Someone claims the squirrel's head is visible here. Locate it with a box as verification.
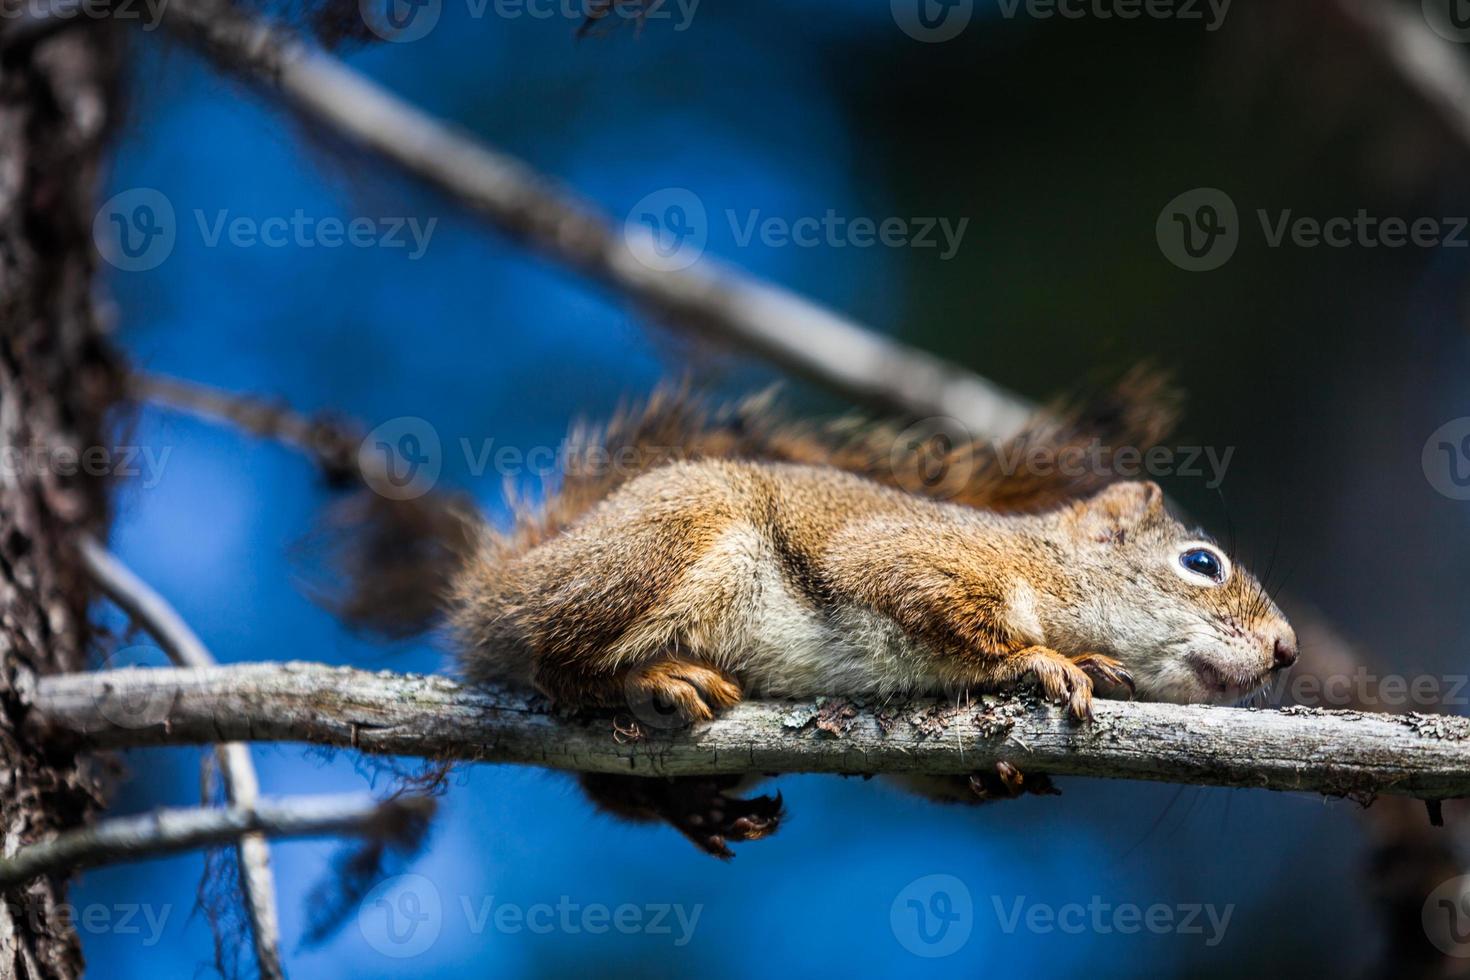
[1044,480,1296,706]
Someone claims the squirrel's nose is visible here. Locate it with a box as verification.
[1270,631,1298,670]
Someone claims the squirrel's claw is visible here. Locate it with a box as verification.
[1004,646,1097,721]
[1071,653,1135,699]
[677,788,785,859]
[969,762,1060,801]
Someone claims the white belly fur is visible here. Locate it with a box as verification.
[681,526,950,700]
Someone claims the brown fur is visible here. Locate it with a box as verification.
[452,371,1179,692]
[359,374,1293,857]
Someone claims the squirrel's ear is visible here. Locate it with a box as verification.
[1073,480,1165,541]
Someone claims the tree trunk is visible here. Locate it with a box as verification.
[0,20,123,979]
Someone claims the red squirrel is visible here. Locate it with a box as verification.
[337,376,1297,857]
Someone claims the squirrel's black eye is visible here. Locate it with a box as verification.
[1179,547,1224,582]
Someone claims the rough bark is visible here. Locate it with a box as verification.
[30,662,1470,800]
[0,19,123,980]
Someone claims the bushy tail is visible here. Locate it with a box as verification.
[297,487,482,640]
[501,367,1178,532]
[308,369,1179,644]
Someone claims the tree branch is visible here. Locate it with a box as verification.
[148,0,1033,438]
[0,795,434,891]
[130,373,366,483]
[28,661,1470,802]
[79,536,285,980]
[1328,0,1470,155]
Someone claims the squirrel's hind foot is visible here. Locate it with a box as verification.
[580,773,783,859]
[969,761,1061,801]
[680,785,784,859]
[622,656,743,724]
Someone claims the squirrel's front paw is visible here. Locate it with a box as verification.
[623,657,742,724]
[1008,646,1097,720]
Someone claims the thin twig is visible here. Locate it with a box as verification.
[31,661,1470,801]
[78,535,285,980]
[132,373,365,481]
[148,0,1033,439]
[0,795,433,890]
[134,373,465,510]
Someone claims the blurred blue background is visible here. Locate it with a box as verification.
[74,0,1470,975]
